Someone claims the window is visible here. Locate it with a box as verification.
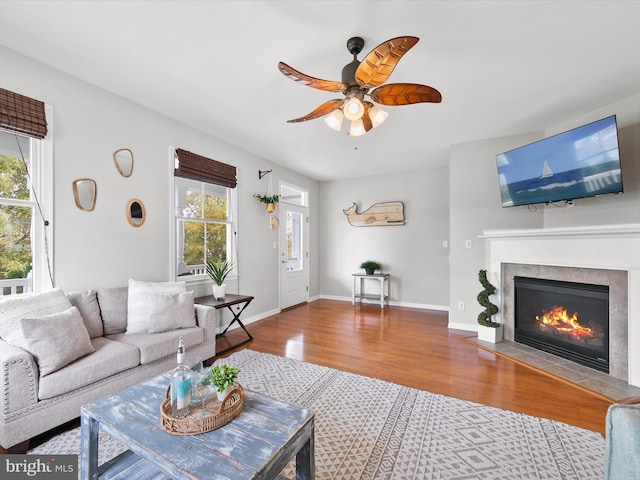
[0,127,52,294]
[174,176,236,279]
[285,210,303,272]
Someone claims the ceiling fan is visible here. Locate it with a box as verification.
[278,35,442,136]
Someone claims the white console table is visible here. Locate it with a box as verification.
[352,273,390,308]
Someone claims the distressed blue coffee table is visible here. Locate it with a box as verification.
[80,372,315,479]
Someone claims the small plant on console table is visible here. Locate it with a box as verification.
[360,260,381,275]
[476,269,503,343]
[253,193,280,213]
[207,364,241,400]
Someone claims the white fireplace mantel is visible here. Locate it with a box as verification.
[482,224,640,387]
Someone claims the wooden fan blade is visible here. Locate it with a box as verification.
[278,62,347,93]
[355,36,420,88]
[361,102,374,132]
[286,99,344,123]
[370,83,442,106]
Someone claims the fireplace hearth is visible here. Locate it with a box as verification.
[514,276,609,373]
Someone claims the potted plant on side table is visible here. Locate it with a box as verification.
[360,260,381,275]
[209,364,241,401]
[477,269,503,343]
[206,258,234,300]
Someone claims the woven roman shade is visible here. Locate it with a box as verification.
[174,148,237,188]
[0,87,48,139]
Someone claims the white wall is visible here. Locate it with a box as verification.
[0,45,320,320]
[319,167,450,309]
[448,132,544,330]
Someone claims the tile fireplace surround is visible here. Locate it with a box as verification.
[483,224,640,390]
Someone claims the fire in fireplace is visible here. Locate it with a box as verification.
[514,276,609,373]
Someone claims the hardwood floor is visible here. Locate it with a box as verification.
[216,299,612,435]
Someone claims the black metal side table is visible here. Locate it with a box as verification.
[195,294,254,355]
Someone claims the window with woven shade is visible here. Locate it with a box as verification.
[173,148,237,280]
[0,88,52,294]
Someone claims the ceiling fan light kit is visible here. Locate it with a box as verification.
[343,96,365,121]
[279,35,441,136]
[324,110,344,131]
[348,118,366,137]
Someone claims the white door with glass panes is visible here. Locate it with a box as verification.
[279,203,308,309]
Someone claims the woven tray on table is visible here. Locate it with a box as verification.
[160,383,244,435]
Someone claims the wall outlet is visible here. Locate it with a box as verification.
[458,302,465,311]
[465,240,472,249]
[442,240,448,248]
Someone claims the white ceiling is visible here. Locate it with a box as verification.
[1,1,639,182]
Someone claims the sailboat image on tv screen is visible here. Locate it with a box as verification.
[540,161,553,179]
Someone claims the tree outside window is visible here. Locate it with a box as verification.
[175,177,234,276]
[0,133,33,294]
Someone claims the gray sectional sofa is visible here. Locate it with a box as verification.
[0,283,217,451]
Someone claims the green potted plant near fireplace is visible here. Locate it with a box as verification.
[206,258,234,300]
[477,269,503,343]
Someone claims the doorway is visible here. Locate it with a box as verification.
[279,183,309,309]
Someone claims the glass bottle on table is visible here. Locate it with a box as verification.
[170,336,191,418]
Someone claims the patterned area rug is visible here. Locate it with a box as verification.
[30,349,605,479]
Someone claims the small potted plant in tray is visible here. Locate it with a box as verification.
[209,364,241,401]
[206,258,234,300]
[477,269,503,343]
[360,260,381,275]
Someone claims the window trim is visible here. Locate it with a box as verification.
[32,104,54,291]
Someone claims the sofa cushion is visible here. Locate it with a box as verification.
[97,287,128,335]
[37,336,140,400]
[21,306,95,376]
[66,289,104,338]
[0,288,72,350]
[147,292,197,333]
[106,327,204,364]
[126,279,186,334]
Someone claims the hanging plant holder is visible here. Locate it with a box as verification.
[253,193,280,214]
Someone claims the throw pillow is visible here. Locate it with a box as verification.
[147,292,196,334]
[21,306,95,376]
[66,289,104,338]
[97,287,128,335]
[0,288,72,350]
[126,279,186,334]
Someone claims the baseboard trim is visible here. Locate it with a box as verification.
[317,295,449,312]
[448,321,476,332]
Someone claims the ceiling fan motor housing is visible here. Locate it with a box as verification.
[342,60,361,87]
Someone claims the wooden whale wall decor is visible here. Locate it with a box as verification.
[343,201,405,227]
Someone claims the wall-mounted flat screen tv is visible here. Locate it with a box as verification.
[495,115,623,207]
